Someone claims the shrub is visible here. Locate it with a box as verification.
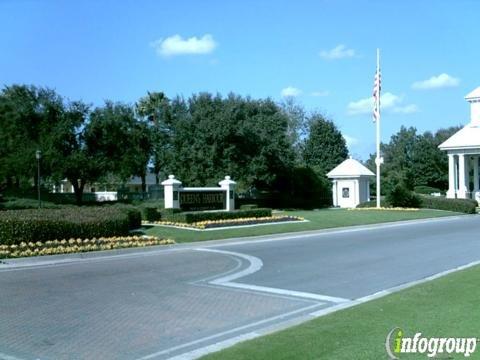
[0,197,61,210]
[0,206,141,245]
[386,184,421,208]
[356,200,377,208]
[414,185,443,195]
[420,196,477,214]
[162,208,272,224]
[142,206,161,222]
[239,204,258,210]
[111,204,142,229]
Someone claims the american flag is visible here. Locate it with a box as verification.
[373,67,381,122]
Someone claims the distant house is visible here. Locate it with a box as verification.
[51,173,159,201]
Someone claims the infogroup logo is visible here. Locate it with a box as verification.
[385,327,478,359]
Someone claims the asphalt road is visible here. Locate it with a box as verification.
[1,215,480,360]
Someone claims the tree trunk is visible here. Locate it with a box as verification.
[141,173,147,193]
[71,179,85,205]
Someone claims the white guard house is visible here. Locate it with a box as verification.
[327,157,375,208]
[439,87,480,202]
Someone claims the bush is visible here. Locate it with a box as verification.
[386,184,422,208]
[112,204,142,229]
[414,185,443,195]
[162,208,272,224]
[420,196,478,214]
[0,206,141,245]
[0,197,61,210]
[142,206,161,222]
[239,204,258,210]
[356,200,378,208]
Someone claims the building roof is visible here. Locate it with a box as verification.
[128,173,157,185]
[327,157,375,178]
[438,123,480,150]
[465,87,480,101]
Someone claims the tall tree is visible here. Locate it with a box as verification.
[136,92,172,183]
[86,101,153,192]
[302,113,348,176]
[47,100,102,204]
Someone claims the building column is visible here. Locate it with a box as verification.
[473,156,479,203]
[367,179,371,202]
[473,156,479,192]
[161,175,182,209]
[457,154,469,199]
[219,176,236,211]
[332,181,338,207]
[446,154,456,198]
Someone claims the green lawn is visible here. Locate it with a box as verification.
[202,265,480,360]
[144,208,460,243]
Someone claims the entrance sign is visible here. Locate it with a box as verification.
[162,175,236,211]
[179,190,226,211]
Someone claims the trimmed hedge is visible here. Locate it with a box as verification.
[239,204,259,210]
[419,196,478,214]
[0,206,141,245]
[142,206,161,222]
[414,185,443,195]
[161,208,272,224]
[386,184,421,208]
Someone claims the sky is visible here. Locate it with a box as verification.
[1,0,479,160]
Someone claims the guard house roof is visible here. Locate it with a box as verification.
[438,123,480,150]
[327,157,375,178]
[465,87,480,100]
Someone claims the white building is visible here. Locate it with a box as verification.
[439,87,480,202]
[327,157,375,208]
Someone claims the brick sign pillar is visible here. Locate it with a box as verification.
[161,175,182,209]
[219,176,236,211]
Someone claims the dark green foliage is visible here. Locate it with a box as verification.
[414,185,443,195]
[112,204,142,229]
[419,196,477,214]
[356,200,378,208]
[162,208,272,224]
[239,204,258,210]
[366,126,462,195]
[386,184,422,208]
[0,207,141,245]
[142,206,161,222]
[0,197,60,210]
[302,113,348,176]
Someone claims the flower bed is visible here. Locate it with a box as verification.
[0,235,174,259]
[146,215,304,230]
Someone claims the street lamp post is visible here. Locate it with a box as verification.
[36,150,41,208]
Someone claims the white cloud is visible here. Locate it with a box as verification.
[412,73,460,90]
[319,44,355,60]
[311,90,330,97]
[151,34,217,57]
[343,134,359,148]
[347,92,418,115]
[392,104,419,114]
[281,86,302,98]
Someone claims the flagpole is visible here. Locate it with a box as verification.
[375,48,381,208]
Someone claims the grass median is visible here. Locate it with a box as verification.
[202,264,480,359]
[143,208,461,243]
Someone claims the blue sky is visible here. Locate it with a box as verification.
[1,0,479,159]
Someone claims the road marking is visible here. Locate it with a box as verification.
[0,352,26,360]
[166,332,260,360]
[169,258,480,360]
[135,303,323,360]
[195,248,349,304]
